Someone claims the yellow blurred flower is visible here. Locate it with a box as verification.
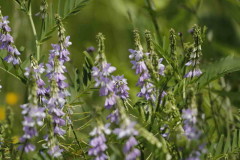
[12,136,19,144]
[0,107,6,120]
[6,92,18,105]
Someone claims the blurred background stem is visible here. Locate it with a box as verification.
[27,4,40,61]
[145,0,162,45]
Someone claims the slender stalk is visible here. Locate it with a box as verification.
[145,0,162,45]
[70,124,87,159]
[0,66,22,82]
[19,139,28,160]
[27,5,40,61]
[208,84,220,135]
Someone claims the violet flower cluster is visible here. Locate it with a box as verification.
[182,108,200,140]
[184,25,203,78]
[0,11,21,65]
[114,119,140,160]
[45,36,71,156]
[129,48,165,102]
[129,49,156,101]
[92,62,130,125]
[88,124,111,160]
[92,62,117,109]
[184,59,202,78]
[46,36,71,135]
[18,63,46,153]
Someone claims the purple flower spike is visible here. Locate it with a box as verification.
[114,119,140,160]
[88,124,111,160]
[0,14,21,65]
[182,108,200,140]
[19,63,46,153]
[107,109,119,124]
[128,48,163,102]
[158,58,165,76]
[184,69,202,78]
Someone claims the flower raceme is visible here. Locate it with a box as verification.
[114,119,140,160]
[129,48,166,102]
[0,11,21,65]
[184,25,203,78]
[18,60,46,153]
[45,36,72,157]
[128,30,166,102]
[92,61,130,109]
[88,124,111,160]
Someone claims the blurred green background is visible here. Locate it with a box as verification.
[0,0,240,142]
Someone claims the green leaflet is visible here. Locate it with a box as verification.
[40,0,90,43]
[209,130,240,159]
[198,56,240,88]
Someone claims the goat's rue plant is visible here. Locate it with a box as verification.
[0,1,240,160]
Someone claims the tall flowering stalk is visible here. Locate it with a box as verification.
[129,30,165,102]
[182,90,204,160]
[91,33,140,160]
[45,15,71,157]
[113,100,140,160]
[18,57,46,153]
[184,25,203,78]
[92,33,117,109]
[0,10,21,65]
[92,33,131,121]
[129,30,156,101]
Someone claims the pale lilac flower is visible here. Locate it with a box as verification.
[160,124,169,138]
[107,109,119,124]
[112,75,129,99]
[48,145,64,158]
[89,124,111,160]
[158,58,165,76]
[184,69,202,78]
[182,108,200,140]
[86,46,95,53]
[104,94,117,109]
[114,120,138,139]
[19,64,46,152]
[129,49,157,101]
[124,136,141,160]
[92,62,117,109]
[114,119,140,160]
[18,143,36,153]
[46,36,72,157]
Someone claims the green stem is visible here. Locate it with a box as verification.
[27,5,40,61]
[145,0,162,45]
[0,66,22,82]
[70,124,87,160]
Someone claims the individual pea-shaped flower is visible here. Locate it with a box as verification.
[158,58,165,76]
[107,109,119,124]
[184,69,202,78]
[112,75,129,99]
